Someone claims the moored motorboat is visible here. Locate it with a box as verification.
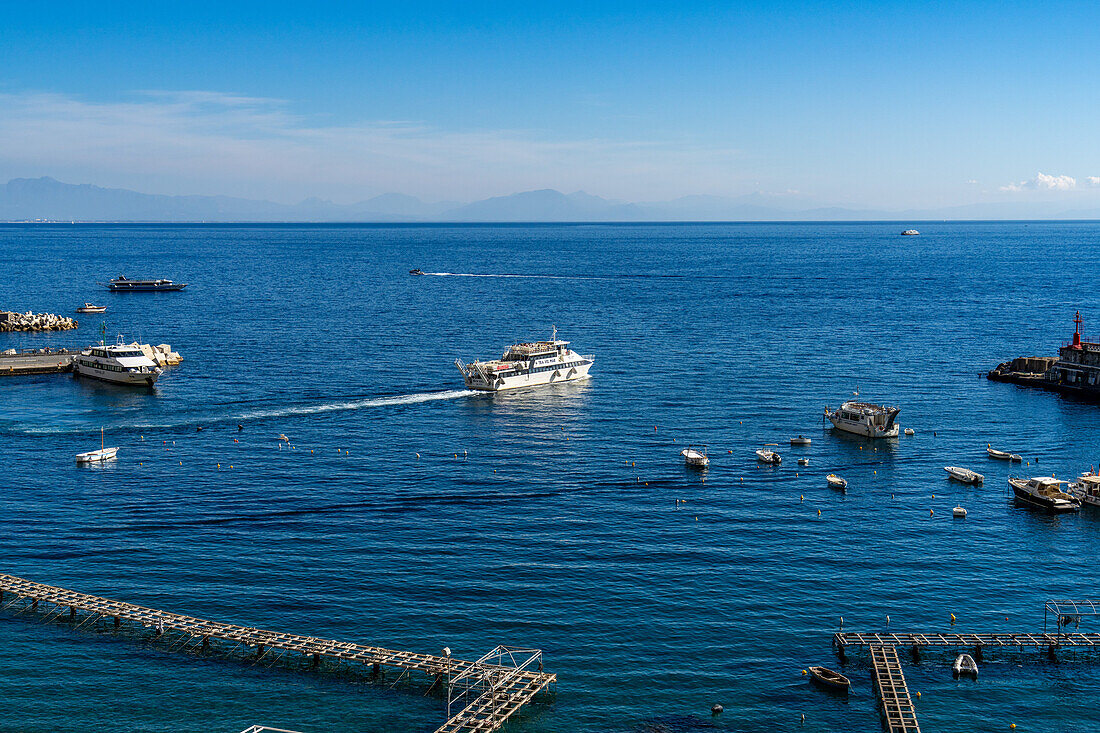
[76,303,106,313]
[952,653,978,679]
[1009,476,1080,512]
[826,474,848,489]
[797,458,809,466]
[944,466,984,484]
[824,401,900,438]
[681,445,709,467]
[987,446,1022,461]
[1069,472,1100,508]
[901,229,920,236]
[755,444,781,464]
[790,435,811,446]
[953,505,968,518]
[808,666,850,693]
[76,428,118,464]
[904,428,915,436]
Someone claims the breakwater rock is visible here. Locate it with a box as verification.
[0,311,78,333]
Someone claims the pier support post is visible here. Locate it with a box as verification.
[31,599,38,611]
[257,644,265,658]
[1048,644,1058,661]
[312,653,320,669]
[910,646,921,662]
[372,662,382,679]
[974,643,984,662]
[69,606,76,622]
[202,636,210,651]
[114,616,120,628]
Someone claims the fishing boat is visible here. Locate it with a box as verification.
[681,445,709,467]
[826,474,848,489]
[1069,472,1100,508]
[987,446,1022,461]
[824,401,900,438]
[1009,476,1080,512]
[755,444,781,464]
[952,653,978,679]
[790,435,811,446]
[76,303,106,313]
[104,276,187,292]
[953,505,968,518]
[944,466,984,484]
[808,666,850,693]
[76,428,119,464]
[455,327,594,392]
[409,268,425,275]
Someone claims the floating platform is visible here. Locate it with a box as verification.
[0,573,554,733]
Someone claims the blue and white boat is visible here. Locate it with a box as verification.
[105,276,187,292]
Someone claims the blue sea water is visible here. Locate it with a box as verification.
[2,222,1100,733]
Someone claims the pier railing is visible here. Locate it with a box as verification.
[0,573,554,733]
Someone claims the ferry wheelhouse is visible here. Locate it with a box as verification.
[824,401,900,438]
[455,328,593,392]
[73,340,162,386]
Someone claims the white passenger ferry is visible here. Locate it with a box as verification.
[73,339,162,386]
[824,401,900,438]
[455,327,593,392]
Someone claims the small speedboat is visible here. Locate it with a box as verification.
[808,665,850,693]
[987,446,1022,461]
[790,435,811,446]
[681,445,709,467]
[953,505,968,518]
[76,303,107,313]
[755,444,781,464]
[826,474,848,490]
[901,230,920,236]
[945,466,984,484]
[409,268,425,275]
[952,653,978,679]
[76,428,118,464]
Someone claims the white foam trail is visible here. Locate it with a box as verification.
[232,389,477,421]
[425,272,595,280]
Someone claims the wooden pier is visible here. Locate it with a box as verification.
[0,573,554,733]
[836,630,1100,656]
[869,645,920,733]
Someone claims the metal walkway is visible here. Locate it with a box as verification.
[0,573,554,733]
[869,645,921,733]
[836,630,1100,652]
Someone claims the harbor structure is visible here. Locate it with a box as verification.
[989,312,1100,398]
[0,573,554,733]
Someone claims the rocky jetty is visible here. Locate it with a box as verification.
[0,311,78,333]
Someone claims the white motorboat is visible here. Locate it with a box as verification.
[72,337,162,387]
[1069,472,1100,508]
[1009,476,1080,512]
[987,446,1022,461]
[953,653,978,679]
[790,435,811,446]
[681,445,709,467]
[455,327,593,392]
[797,458,809,466]
[826,474,847,489]
[944,466,984,484]
[953,505,968,518]
[904,428,915,436]
[901,229,920,236]
[76,303,106,313]
[755,444,781,464]
[824,401,900,438]
[76,428,119,464]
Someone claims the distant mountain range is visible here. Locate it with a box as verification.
[2,176,1098,222]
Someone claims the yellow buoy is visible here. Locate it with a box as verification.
[217,464,221,468]
[817,509,821,516]
[951,613,957,623]
[916,691,921,699]
[801,669,807,675]
[800,495,804,502]
[179,461,182,465]
[930,509,934,516]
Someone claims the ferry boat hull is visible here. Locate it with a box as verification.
[73,359,160,386]
[460,360,592,391]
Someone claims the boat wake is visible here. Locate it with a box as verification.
[8,389,478,435]
[423,271,595,280]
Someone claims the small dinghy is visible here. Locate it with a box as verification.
[953,505,968,518]
[952,653,978,679]
[904,428,915,436]
[790,435,811,446]
[755,444,781,464]
[681,445,709,467]
[826,474,848,489]
[76,428,119,464]
[808,665,850,693]
[945,466,984,484]
[988,446,1022,461]
[797,458,809,466]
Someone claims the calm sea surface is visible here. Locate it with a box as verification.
[2,222,1100,733]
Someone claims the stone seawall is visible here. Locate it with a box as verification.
[0,311,78,333]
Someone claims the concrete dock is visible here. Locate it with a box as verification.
[0,349,77,375]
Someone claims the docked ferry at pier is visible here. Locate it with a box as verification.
[824,400,900,438]
[455,328,593,392]
[73,340,162,386]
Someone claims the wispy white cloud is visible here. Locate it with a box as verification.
[1000,172,1077,192]
[1088,176,1100,187]
[0,90,745,203]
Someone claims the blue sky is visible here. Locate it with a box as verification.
[2,1,1099,207]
